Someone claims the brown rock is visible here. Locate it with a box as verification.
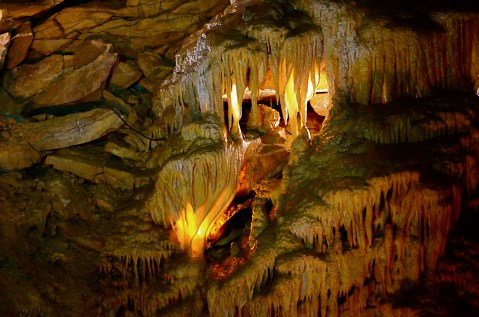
[139,77,164,93]
[45,146,110,184]
[106,14,199,44]
[102,90,133,115]
[0,107,123,170]
[104,138,147,161]
[247,104,281,132]
[31,38,74,56]
[126,0,141,6]
[73,40,110,69]
[33,50,117,107]
[0,2,56,20]
[110,62,142,88]
[88,19,137,34]
[0,33,10,70]
[137,51,173,85]
[0,143,41,170]
[33,19,64,40]
[3,54,65,99]
[103,164,136,190]
[0,20,20,34]
[45,145,150,190]
[26,108,124,151]
[0,87,23,114]
[237,144,289,196]
[54,9,113,33]
[309,93,330,117]
[6,21,33,70]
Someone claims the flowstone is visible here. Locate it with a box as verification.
[0,0,478,316]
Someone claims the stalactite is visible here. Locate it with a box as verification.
[153,0,322,138]
[295,0,479,105]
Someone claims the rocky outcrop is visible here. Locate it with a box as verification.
[33,42,117,107]
[4,54,66,99]
[0,108,124,170]
[6,21,33,70]
[0,0,478,316]
[45,145,152,190]
[0,32,10,70]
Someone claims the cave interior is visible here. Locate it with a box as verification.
[0,0,479,316]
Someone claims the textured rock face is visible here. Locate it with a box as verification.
[4,54,65,99]
[6,21,33,69]
[0,32,10,70]
[33,43,117,107]
[0,0,478,316]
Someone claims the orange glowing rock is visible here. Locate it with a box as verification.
[147,114,256,256]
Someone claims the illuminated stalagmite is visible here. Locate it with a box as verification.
[144,0,479,315]
[0,0,478,316]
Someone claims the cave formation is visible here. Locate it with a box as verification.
[0,0,479,316]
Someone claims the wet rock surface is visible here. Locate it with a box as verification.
[0,0,478,316]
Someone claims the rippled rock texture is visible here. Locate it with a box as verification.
[0,0,478,316]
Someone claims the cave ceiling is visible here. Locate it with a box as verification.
[0,0,479,316]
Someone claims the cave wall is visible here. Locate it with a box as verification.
[0,0,479,316]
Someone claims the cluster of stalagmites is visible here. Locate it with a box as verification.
[0,0,479,316]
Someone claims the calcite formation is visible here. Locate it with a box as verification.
[0,0,478,316]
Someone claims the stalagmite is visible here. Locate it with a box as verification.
[1,0,479,316]
[146,114,255,256]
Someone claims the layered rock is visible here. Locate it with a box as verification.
[6,21,33,69]
[0,108,124,169]
[0,0,478,316]
[33,42,117,107]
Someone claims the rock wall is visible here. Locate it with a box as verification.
[0,0,478,316]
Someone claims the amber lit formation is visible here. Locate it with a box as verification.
[0,0,478,316]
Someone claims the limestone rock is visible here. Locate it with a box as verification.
[3,54,65,99]
[247,104,280,132]
[146,115,255,256]
[73,40,111,69]
[4,107,122,150]
[31,38,74,56]
[0,1,59,20]
[237,144,289,196]
[6,21,33,70]
[137,51,172,79]
[33,19,65,40]
[309,93,330,117]
[33,50,117,107]
[0,33,10,70]
[110,62,142,88]
[0,143,41,170]
[0,87,22,114]
[45,146,151,190]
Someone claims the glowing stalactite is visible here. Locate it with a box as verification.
[284,72,300,136]
[228,83,242,137]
